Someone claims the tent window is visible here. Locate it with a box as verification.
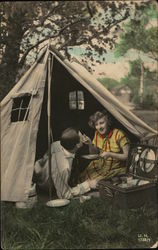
[69,91,84,110]
[11,95,31,122]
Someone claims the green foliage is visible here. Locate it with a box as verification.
[1,199,157,249]
[114,2,158,109]
[142,1,158,18]
[114,2,158,60]
[115,21,158,60]
[97,77,121,91]
[120,60,158,108]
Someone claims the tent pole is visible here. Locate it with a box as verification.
[47,52,53,201]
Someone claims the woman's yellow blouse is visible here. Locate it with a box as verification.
[79,128,130,182]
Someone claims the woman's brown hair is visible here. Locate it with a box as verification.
[88,110,112,130]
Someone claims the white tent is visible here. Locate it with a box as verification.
[1,46,157,202]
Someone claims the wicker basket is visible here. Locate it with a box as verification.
[98,143,158,209]
[98,176,157,209]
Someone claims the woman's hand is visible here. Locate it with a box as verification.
[100,151,111,160]
[100,144,129,161]
[80,133,92,145]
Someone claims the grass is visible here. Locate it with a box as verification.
[1,197,157,249]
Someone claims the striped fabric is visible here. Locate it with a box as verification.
[79,129,130,182]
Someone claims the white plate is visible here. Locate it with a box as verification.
[46,199,70,207]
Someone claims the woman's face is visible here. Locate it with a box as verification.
[95,116,108,135]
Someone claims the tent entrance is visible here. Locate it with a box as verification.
[35,57,103,160]
[35,57,138,161]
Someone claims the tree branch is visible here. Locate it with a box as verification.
[86,1,93,17]
[39,2,65,26]
[58,36,88,51]
[22,2,65,39]
[19,17,86,67]
[105,14,129,33]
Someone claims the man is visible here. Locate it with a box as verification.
[34,127,97,199]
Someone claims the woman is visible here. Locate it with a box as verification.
[79,110,130,183]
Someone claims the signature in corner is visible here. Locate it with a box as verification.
[137,233,151,242]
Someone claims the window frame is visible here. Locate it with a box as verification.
[69,90,85,110]
[11,94,32,123]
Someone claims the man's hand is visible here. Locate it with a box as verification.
[88,179,98,189]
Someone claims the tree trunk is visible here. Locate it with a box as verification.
[0,12,25,101]
[139,62,144,106]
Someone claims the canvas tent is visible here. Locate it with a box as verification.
[1,45,157,202]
